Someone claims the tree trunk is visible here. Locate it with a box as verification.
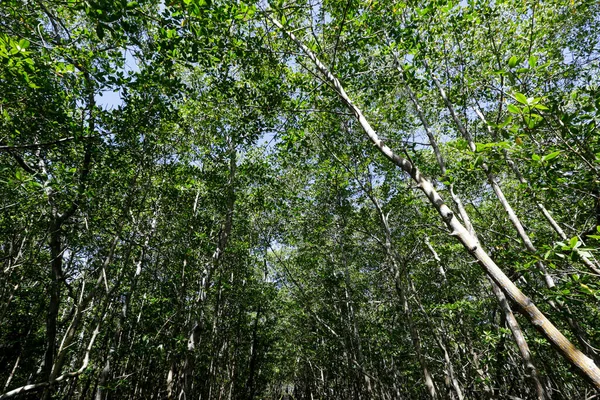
[268,15,600,388]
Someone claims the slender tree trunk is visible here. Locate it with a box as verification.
[396,275,438,399]
[488,278,547,399]
[182,142,237,398]
[474,105,600,277]
[409,283,464,400]
[397,58,547,398]
[245,305,261,400]
[268,16,600,388]
[350,165,438,399]
[43,221,63,386]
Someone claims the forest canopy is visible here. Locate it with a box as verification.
[1,0,600,399]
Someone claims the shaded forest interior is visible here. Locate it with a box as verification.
[2,0,600,399]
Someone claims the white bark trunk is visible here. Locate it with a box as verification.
[268,14,600,389]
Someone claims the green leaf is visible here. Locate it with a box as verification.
[569,236,579,249]
[532,154,541,161]
[508,55,518,68]
[507,104,520,113]
[514,92,528,105]
[528,55,538,68]
[475,142,510,152]
[17,39,29,52]
[580,283,594,295]
[541,151,561,162]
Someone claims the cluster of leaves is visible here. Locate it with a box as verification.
[1,0,600,399]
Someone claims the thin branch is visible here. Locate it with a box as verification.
[0,136,83,151]
[331,0,352,71]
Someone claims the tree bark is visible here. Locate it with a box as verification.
[268,14,600,388]
[398,57,547,398]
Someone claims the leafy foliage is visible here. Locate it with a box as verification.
[1,0,600,399]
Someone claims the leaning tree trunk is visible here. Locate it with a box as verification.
[268,13,600,389]
[396,59,547,399]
